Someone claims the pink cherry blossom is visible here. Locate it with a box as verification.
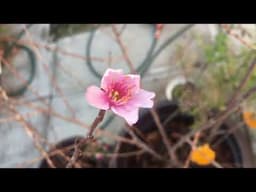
[85,68,155,125]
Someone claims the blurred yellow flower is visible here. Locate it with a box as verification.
[243,111,256,129]
[190,144,216,166]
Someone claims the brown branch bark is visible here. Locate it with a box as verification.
[66,110,106,168]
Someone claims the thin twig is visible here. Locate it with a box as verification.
[22,25,77,118]
[0,36,106,62]
[124,124,165,161]
[171,85,256,154]
[66,110,106,168]
[112,25,171,164]
[10,98,146,148]
[0,88,56,168]
[211,160,223,168]
[150,108,179,166]
[221,24,256,50]
[183,132,200,168]
[226,57,256,108]
[112,25,136,73]
[108,141,121,168]
[208,57,256,140]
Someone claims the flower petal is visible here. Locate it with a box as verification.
[128,89,155,108]
[85,86,109,110]
[101,68,123,90]
[111,105,139,126]
[190,144,216,166]
[126,74,140,93]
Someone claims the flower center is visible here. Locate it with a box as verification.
[111,90,120,102]
[108,88,132,105]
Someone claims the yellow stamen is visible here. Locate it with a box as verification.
[111,91,120,102]
[109,88,132,104]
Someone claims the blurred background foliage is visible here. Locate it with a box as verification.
[172,26,256,129]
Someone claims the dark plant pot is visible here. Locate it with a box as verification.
[115,100,254,168]
[39,136,110,168]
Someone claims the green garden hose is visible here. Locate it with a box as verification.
[1,24,37,97]
[4,43,36,97]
